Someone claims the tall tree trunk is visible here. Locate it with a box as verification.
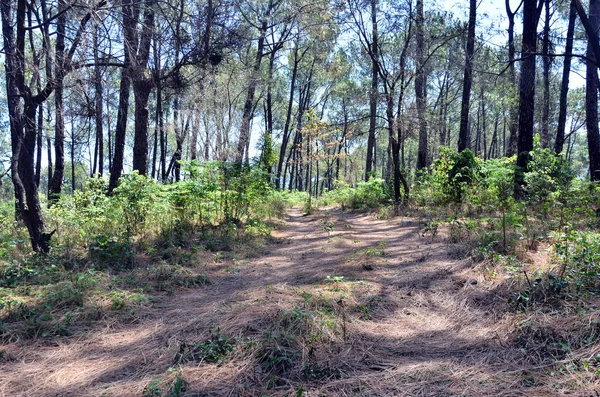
[108,69,130,192]
[586,0,600,180]
[172,0,184,181]
[475,103,481,154]
[438,72,448,147]
[386,89,409,204]
[132,84,152,175]
[458,0,476,152]
[482,89,487,160]
[555,0,577,154]
[108,0,135,192]
[173,96,182,181]
[505,0,520,156]
[415,0,428,169]
[516,0,541,180]
[190,107,199,161]
[263,51,276,174]
[94,26,104,176]
[49,0,67,203]
[236,17,268,164]
[1,0,51,252]
[151,120,158,178]
[541,0,552,148]
[107,93,112,171]
[336,100,348,181]
[71,116,75,193]
[47,134,53,200]
[158,86,167,181]
[276,42,299,188]
[489,116,499,159]
[131,0,155,175]
[365,0,379,180]
[35,104,43,186]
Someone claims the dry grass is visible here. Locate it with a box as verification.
[1,207,600,396]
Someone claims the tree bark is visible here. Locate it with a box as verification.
[276,41,299,188]
[108,0,135,192]
[49,0,67,203]
[365,0,379,180]
[35,104,43,186]
[541,0,552,148]
[94,25,104,176]
[587,0,600,180]
[516,0,541,178]
[236,17,268,164]
[415,0,428,169]
[108,68,130,192]
[458,0,476,152]
[131,0,155,175]
[505,0,520,156]
[555,0,577,154]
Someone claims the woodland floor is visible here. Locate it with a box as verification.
[1,207,599,396]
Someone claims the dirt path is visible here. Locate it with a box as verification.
[0,208,584,396]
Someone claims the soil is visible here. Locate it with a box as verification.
[0,207,597,396]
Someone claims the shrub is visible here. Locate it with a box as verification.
[321,178,391,210]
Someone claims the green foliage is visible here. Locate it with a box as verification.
[143,375,188,397]
[88,235,134,269]
[415,147,481,205]
[174,328,236,364]
[524,136,575,211]
[112,171,165,237]
[447,149,481,202]
[320,178,392,210]
[555,230,600,290]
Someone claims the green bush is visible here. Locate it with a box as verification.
[320,178,391,210]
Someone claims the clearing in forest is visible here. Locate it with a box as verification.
[0,207,598,396]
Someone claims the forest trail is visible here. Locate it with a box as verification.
[0,208,576,396]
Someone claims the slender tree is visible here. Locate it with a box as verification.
[365,0,379,180]
[555,1,577,154]
[516,0,543,181]
[415,0,428,169]
[458,0,476,152]
[586,0,600,180]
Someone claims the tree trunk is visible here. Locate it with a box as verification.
[555,0,576,154]
[482,89,487,160]
[94,25,104,176]
[190,107,199,161]
[236,19,268,164]
[505,0,520,156]
[108,68,130,192]
[458,0,476,152]
[541,0,552,148]
[158,86,167,181]
[108,0,135,192]
[365,0,379,180]
[415,0,428,169]
[587,0,600,180]
[47,134,53,200]
[276,42,299,188]
[386,89,408,204]
[1,0,51,252]
[263,51,276,174]
[71,117,75,193]
[516,0,541,179]
[131,0,155,175]
[132,83,152,175]
[49,0,67,203]
[35,104,43,187]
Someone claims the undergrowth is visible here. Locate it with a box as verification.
[0,162,294,343]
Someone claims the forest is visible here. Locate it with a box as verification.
[3,0,600,395]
